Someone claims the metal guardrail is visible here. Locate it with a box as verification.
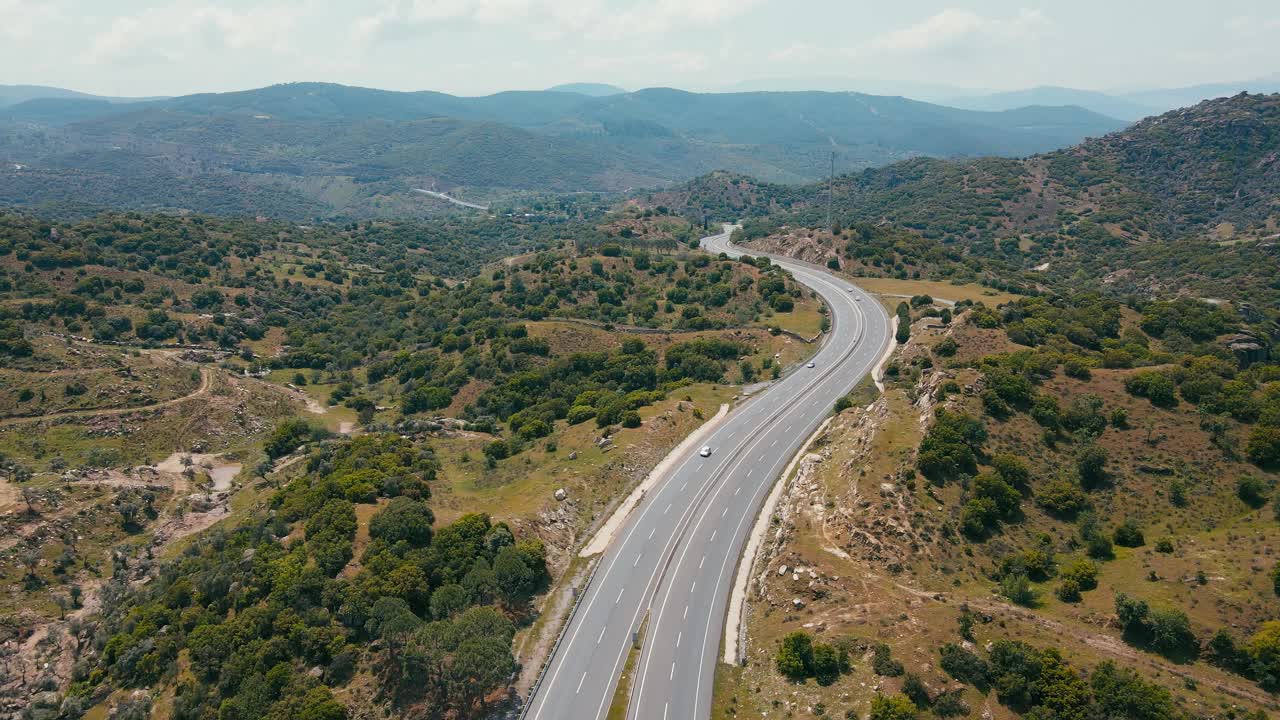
[516,555,602,719]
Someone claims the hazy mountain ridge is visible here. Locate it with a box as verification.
[0,82,1127,218]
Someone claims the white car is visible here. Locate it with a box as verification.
[855,297,862,302]
[699,446,712,457]
[806,361,816,368]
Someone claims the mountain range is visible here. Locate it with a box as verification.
[0,82,1127,219]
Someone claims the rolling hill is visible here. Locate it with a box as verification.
[0,82,1127,219]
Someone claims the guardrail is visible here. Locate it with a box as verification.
[516,555,602,719]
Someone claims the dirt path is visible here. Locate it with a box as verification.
[0,367,212,426]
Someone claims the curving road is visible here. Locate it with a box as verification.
[524,227,892,720]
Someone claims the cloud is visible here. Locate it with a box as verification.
[89,3,304,63]
[356,0,759,43]
[0,0,61,41]
[870,7,1049,55]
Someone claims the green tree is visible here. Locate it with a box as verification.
[869,694,918,720]
[776,631,814,680]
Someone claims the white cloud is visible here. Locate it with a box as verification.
[870,7,1049,54]
[89,4,304,63]
[356,0,758,43]
[0,0,61,41]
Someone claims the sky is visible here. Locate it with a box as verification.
[3,0,1279,98]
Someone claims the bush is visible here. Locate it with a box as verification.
[1112,520,1145,547]
[1237,475,1270,508]
[872,642,904,677]
[1036,476,1088,517]
[1055,578,1082,602]
[620,411,642,428]
[1000,573,1037,607]
[939,643,990,690]
[869,694,918,720]
[1076,444,1109,488]
[776,631,814,680]
[1247,426,1280,467]
[1124,371,1178,407]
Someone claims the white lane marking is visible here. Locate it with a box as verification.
[683,605,688,619]
[670,662,676,681]
[680,481,687,491]
[710,530,717,542]
[597,627,607,645]
[664,503,672,515]
[770,438,778,447]
[699,555,705,569]
[785,424,792,433]
[616,588,625,605]
[746,468,754,478]
[721,506,728,517]
[690,582,696,593]
[633,554,642,568]
[677,631,682,648]
[734,486,741,496]
[577,672,587,694]
[757,454,765,462]
[664,703,668,720]
[648,527,655,540]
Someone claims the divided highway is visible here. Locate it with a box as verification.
[523,227,893,720]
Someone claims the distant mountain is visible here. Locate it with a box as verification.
[952,76,1280,122]
[665,93,1280,310]
[1120,75,1280,115]
[0,82,1128,219]
[546,83,626,97]
[0,84,163,108]
[948,86,1161,121]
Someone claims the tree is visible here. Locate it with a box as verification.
[1236,475,1270,508]
[939,643,990,690]
[430,584,470,620]
[901,673,931,708]
[369,498,435,547]
[493,545,536,606]
[1247,426,1280,467]
[1076,444,1109,488]
[1247,621,1280,691]
[811,642,842,685]
[776,631,813,680]
[1090,661,1176,720]
[449,636,516,718]
[1112,520,1145,547]
[869,694,918,720]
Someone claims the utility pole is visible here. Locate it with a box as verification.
[826,151,835,233]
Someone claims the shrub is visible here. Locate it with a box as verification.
[939,643,990,690]
[1237,475,1270,508]
[872,643,904,677]
[1247,426,1280,467]
[1124,371,1178,407]
[1000,573,1037,607]
[776,631,813,680]
[1113,520,1145,547]
[1076,444,1109,488]
[869,694,918,720]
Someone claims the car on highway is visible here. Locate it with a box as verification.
[806,361,816,368]
[699,446,712,457]
[855,297,862,302]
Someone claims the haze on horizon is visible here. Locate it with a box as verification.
[3,0,1279,99]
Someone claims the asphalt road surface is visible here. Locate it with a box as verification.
[524,227,893,720]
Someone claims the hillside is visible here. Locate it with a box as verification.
[0,82,1127,219]
[660,93,1280,328]
[0,204,838,717]
[719,287,1280,719]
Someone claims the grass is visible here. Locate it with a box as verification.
[605,614,648,720]
[849,276,1022,306]
[430,382,735,526]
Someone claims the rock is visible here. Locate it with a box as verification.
[308,666,324,679]
[32,692,62,709]
[568,451,578,460]
[792,598,805,610]
[778,565,788,576]
[554,488,568,501]
[804,453,823,463]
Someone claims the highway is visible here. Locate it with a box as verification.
[523,226,893,720]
